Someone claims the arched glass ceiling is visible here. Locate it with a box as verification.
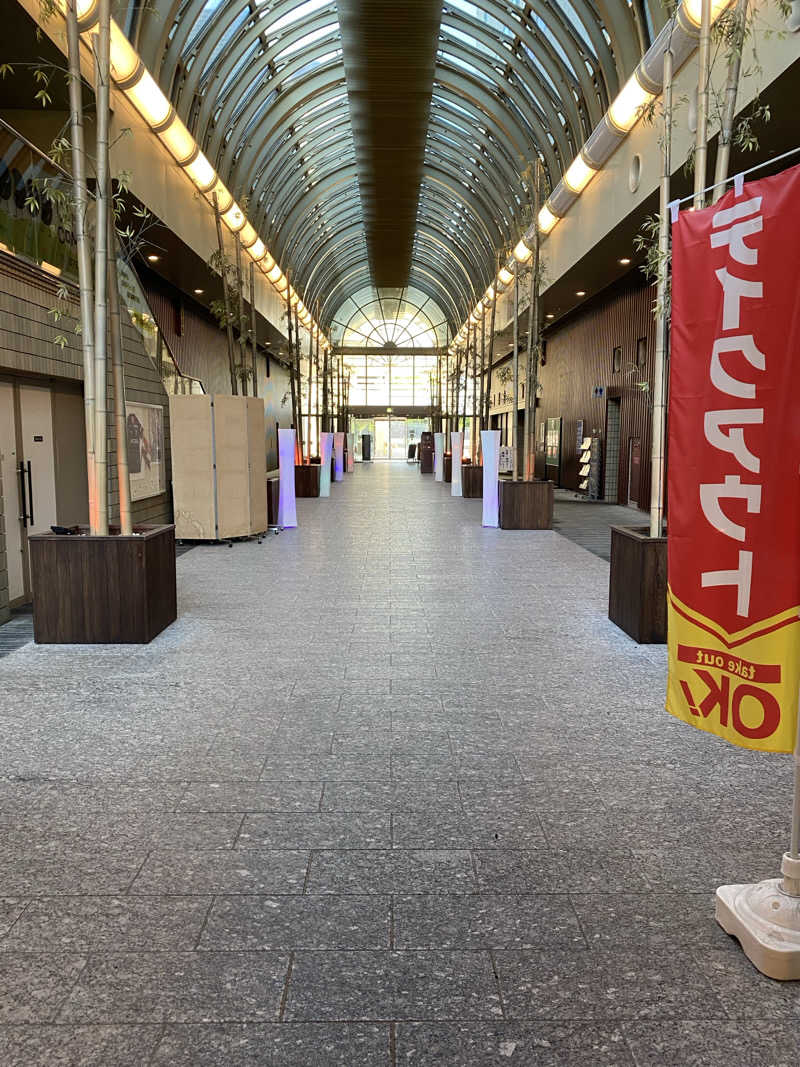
[331,287,449,350]
[128,0,663,333]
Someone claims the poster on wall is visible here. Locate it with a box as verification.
[666,164,800,753]
[126,402,165,502]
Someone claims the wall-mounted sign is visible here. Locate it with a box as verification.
[126,401,166,502]
[592,385,605,399]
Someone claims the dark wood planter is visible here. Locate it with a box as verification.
[443,454,452,483]
[295,464,320,497]
[266,476,280,527]
[609,525,667,644]
[462,465,483,498]
[499,479,554,529]
[29,524,176,644]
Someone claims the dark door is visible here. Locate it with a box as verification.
[628,436,642,506]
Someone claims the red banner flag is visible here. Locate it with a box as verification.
[667,164,800,752]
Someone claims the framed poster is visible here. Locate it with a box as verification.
[126,401,166,501]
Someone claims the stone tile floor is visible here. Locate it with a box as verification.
[0,462,796,1065]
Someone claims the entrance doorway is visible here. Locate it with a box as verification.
[0,376,87,605]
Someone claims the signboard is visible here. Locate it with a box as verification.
[667,164,800,752]
[126,401,165,502]
[545,417,561,468]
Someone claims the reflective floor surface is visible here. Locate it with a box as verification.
[0,464,796,1065]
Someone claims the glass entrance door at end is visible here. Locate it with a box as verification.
[373,419,410,460]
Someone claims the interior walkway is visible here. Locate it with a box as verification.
[0,464,795,1065]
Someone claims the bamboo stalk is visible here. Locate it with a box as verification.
[322,335,329,432]
[471,323,478,459]
[92,0,111,535]
[511,259,520,482]
[306,326,312,462]
[524,160,542,482]
[286,276,298,450]
[106,210,132,535]
[294,307,304,461]
[249,262,258,397]
[66,0,96,529]
[315,312,321,453]
[478,313,486,461]
[712,0,748,203]
[234,237,247,396]
[484,257,499,432]
[213,193,238,394]
[694,0,712,208]
[650,45,674,539]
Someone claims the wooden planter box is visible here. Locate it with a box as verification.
[609,525,667,644]
[443,454,452,483]
[499,479,554,529]
[462,465,483,498]
[295,464,320,497]
[29,524,176,644]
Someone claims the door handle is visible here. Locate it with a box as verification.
[17,462,28,527]
[26,460,34,527]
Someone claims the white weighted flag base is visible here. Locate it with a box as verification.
[716,853,800,980]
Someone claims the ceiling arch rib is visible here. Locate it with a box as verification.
[126,0,646,336]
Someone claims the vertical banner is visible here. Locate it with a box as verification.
[333,432,345,481]
[346,432,355,472]
[319,432,334,497]
[434,432,444,482]
[667,164,800,753]
[451,431,463,497]
[481,430,500,528]
[277,428,297,528]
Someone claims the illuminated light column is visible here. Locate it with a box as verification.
[277,428,297,528]
[333,432,345,481]
[481,429,501,527]
[451,431,463,497]
[434,432,444,482]
[346,432,355,473]
[319,432,334,497]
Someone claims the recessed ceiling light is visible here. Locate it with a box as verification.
[576,290,586,297]
[546,313,554,319]
[194,288,204,294]
[147,254,160,262]
[619,257,631,265]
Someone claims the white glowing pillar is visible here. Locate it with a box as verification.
[451,431,463,497]
[434,432,444,482]
[481,429,500,528]
[319,432,334,497]
[278,428,297,528]
[333,432,344,481]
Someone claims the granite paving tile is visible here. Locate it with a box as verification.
[0,896,212,952]
[694,946,800,1019]
[0,812,242,852]
[150,1022,390,1065]
[199,894,390,950]
[306,849,477,894]
[0,1025,163,1067]
[177,781,324,812]
[0,899,27,938]
[319,780,463,812]
[472,849,651,893]
[130,849,309,895]
[284,950,501,1021]
[494,948,729,1020]
[238,812,391,848]
[623,1018,800,1066]
[58,951,289,1023]
[0,952,87,1022]
[393,811,546,849]
[394,893,585,950]
[0,851,146,896]
[570,892,736,949]
[396,1022,635,1065]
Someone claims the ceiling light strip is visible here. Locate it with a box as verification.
[50,0,330,350]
